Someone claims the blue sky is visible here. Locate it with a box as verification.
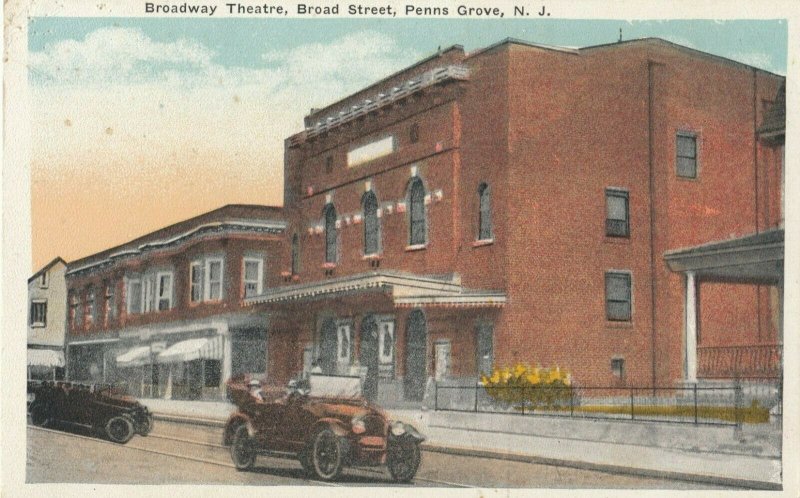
[30,18,787,75]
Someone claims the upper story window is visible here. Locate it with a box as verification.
[142,277,155,313]
[676,132,698,179]
[324,204,338,264]
[325,155,333,174]
[478,183,492,241]
[30,299,47,327]
[205,258,224,301]
[605,188,630,238]
[85,288,96,327]
[104,282,116,323]
[39,271,48,288]
[605,271,632,322]
[409,123,420,144]
[243,258,264,298]
[291,234,300,276]
[156,272,173,311]
[69,293,82,329]
[190,262,203,303]
[127,279,142,314]
[408,177,427,246]
[362,190,380,255]
[347,135,395,168]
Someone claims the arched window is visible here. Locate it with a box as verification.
[408,177,426,246]
[362,190,380,255]
[478,183,492,240]
[291,233,300,275]
[324,204,338,263]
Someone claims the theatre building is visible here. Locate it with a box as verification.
[64,205,285,400]
[246,38,783,403]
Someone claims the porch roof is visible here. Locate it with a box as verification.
[244,270,506,308]
[664,228,783,284]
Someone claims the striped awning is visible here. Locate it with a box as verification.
[156,336,223,364]
[115,346,151,368]
[27,349,65,368]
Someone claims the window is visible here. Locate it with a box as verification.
[325,155,333,174]
[324,204,338,264]
[104,283,116,322]
[205,258,224,301]
[347,135,395,167]
[243,258,264,298]
[379,321,394,364]
[408,177,426,246]
[69,293,82,329]
[190,262,203,303]
[362,191,380,255]
[409,123,419,144]
[85,288,96,326]
[676,133,697,178]
[156,272,173,311]
[605,189,630,237]
[337,323,351,364]
[476,322,494,376]
[30,300,47,327]
[611,358,625,378]
[39,271,48,288]
[127,279,142,314]
[478,183,492,241]
[605,272,632,321]
[291,234,300,276]
[204,360,222,387]
[142,277,154,313]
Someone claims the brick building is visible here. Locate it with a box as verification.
[245,38,783,403]
[64,205,285,400]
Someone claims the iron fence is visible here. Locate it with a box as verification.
[698,344,782,379]
[434,380,782,427]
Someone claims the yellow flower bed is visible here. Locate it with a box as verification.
[480,364,573,409]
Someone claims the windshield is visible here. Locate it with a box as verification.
[306,374,362,398]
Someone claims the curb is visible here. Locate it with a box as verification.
[153,411,782,490]
[421,443,782,491]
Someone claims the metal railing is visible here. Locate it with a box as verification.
[434,380,782,427]
[698,344,782,379]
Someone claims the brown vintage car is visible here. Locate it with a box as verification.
[223,374,424,482]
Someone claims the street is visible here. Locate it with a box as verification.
[27,420,732,488]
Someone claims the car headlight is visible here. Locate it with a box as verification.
[351,416,366,434]
[390,421,406,436]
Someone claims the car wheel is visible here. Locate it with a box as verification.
[230,425,256,471]
[29,401,51,427]
[137,412,154,436]
[311,428,344,481]
[387,439,421,483]
[105,415,135,444]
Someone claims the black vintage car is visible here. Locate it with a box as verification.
[27,381,153,444]
[223,374,424,482]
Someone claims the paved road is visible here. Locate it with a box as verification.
[27,421,731,489]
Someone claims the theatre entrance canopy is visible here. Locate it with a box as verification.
[665,228,784,381]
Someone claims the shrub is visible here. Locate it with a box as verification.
[480,364,573,411]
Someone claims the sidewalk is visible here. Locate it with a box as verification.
[139,398,782,489]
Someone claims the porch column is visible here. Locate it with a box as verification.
[220,323,231,400]
[685,271,698,383]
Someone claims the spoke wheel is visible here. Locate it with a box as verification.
[230,425,256,471]
[311,428,343,481]
[387,439,421,483]
[29,402,51,427]
[105,415,135,444]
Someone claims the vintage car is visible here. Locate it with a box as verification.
[223,374,424,482]
[27,381,153,444]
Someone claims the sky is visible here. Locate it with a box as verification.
[28,17,787,270]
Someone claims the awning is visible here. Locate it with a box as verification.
[156,336,223,364]
[115,346,151,368]
[27,349,65,368]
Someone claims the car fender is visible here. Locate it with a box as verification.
[310,418,350,438]
[223,413,254,446]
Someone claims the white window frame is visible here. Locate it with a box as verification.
[204,258,224,301]
[242,257,264,298]
[156,272,173,311]
[127,279,142,314]
[142,277,155,313]
[30,299,47,327]
[190,261,203,303]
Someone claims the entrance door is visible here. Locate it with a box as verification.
[319,318,337,374]
[404,310,427,401]
[434,341,451,381]
[359,315,379,402]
